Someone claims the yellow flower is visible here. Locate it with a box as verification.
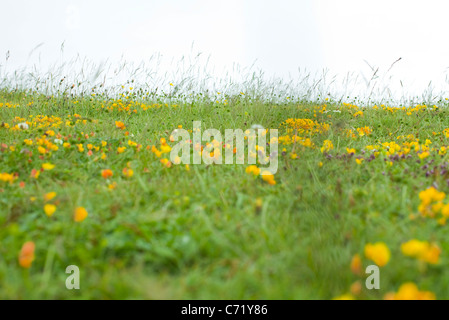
[42,163,55,171]
[245,165,260,176]
[117,146,126,154]
[392,282,436,300]
[364,242,390,267]
[0,172,15,183]
[108,182,117,190]
[332,293,355,300]
[320,140,333,153]
[419,187,445,206]
[401,240,440,264]
[346,148,356,154]
[418,151,430,159]
[122,168,134,178]
[401,239,427,258]
[74,207,88,222]
[356,158,364,165]
[44,204,56,217]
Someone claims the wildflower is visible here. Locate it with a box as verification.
[44,204,56,217]
[418,151,430,160]
[389,282,436,300]
[74,207,88,222]
[332,294,355,300]
[108,182,117,190]
[44,192,57,201]
[356,158,364,165]
[122,168,134,178]
[42,163,55,171]
[346,148,356,154]
[101,169,113,179]
[350,281,362,296]
[419,187,445,205]
[357,126,372,136]
[261,171,276,185]
[173,156,181,165]
[245,165,260,176]
[160,158,172,168]
[401,240,440,264]
[115,121,126,130]
[350,254,362,275]
[320,140,333,153]
[0,172,15,183]
[30,169,40,179]
[38,146,47,154]
[117,146,126,154]
[18,122,29,130]
[364,242,390,267]
[18,241,35,268]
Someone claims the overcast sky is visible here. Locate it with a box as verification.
[2,0,449,97]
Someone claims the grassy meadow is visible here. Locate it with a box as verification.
[1,85,449,300]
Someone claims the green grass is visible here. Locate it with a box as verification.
[1,88,449,299]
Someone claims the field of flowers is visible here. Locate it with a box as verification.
[1,87,449,299]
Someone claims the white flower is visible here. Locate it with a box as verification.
[18,122,29,130]
[54,139,63,145]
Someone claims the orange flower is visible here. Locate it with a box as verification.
[74,207,88,222]
[350,254,362,275]
[19,241,35,268]
[30,169,40,179]
[261,171,276,185]
[44,191,57,201]
[101,169,113,179]
[115,121,126,130]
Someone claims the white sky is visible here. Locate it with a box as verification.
[2,0,449,98]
